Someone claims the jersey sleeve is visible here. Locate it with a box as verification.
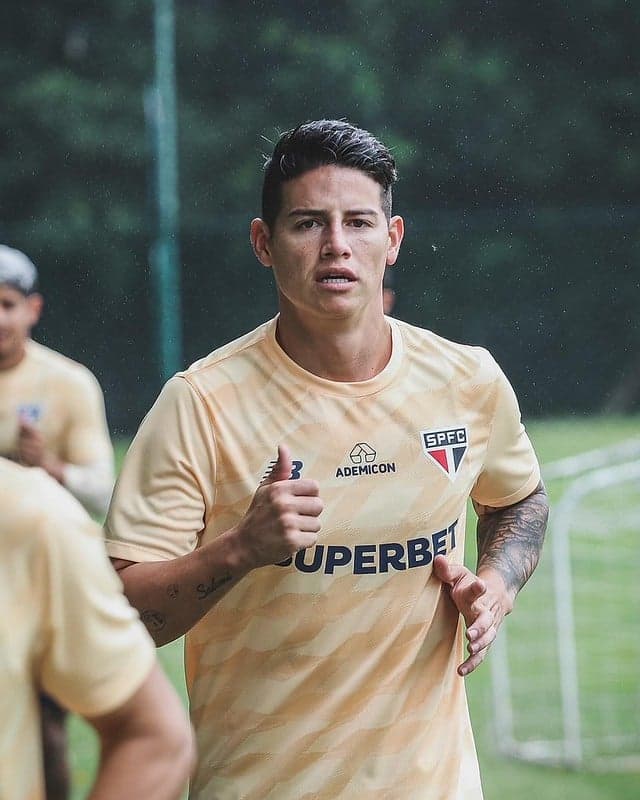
[104,375,217,562]
[61,368,114,466]
[39,509,156,718]
[471,361,541,507]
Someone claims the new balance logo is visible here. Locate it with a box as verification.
[261,459,304,482]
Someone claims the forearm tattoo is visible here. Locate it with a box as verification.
[141,610,167,633]
[476,481,549,594]
[196,575,233,600]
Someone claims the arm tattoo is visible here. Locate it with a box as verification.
[196,575,233,600]
[141,610,167,633]
[476,481,549,594]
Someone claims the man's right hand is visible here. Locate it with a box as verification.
[230,444,323,571]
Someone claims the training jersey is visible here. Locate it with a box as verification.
[0,339,113,466]
[105,316,541,800]
[0,458,155,800]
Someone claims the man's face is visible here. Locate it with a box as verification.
[251,165,403,324]
[0,285,42,369]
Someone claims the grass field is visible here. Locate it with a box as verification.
[69,414,640,799]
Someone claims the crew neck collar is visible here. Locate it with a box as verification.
[263,315,404,398]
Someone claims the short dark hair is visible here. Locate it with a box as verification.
[261,119,397,228]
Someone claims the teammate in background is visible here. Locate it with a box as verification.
[106,120,549,799]
[0,244,115,517]
[0,457,194,800]
[382,266,396,315]
[0,244,116,800]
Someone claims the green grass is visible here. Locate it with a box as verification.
[69,415,640,799]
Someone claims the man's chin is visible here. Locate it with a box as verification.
[0,343,21,367]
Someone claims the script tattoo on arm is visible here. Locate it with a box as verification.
[196,575,233,600]
[475,481,549,594]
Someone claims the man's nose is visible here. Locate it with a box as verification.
[320,222,351,258]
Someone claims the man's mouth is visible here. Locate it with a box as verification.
[320,276,352,283]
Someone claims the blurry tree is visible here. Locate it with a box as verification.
[1,0,638,430]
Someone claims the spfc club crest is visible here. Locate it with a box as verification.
[18,403,42,424]
[420,426,468,480]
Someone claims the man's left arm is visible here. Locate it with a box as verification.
[433,480,549,676]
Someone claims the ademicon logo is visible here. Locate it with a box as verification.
[335,442,397,478]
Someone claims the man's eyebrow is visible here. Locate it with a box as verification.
[287,208,379,217]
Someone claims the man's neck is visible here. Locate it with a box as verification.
[275,311,392,382]
[0,343,27,371]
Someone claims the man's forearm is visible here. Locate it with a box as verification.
[113,529,249,647]
[112,452,323,646]
[63,458,115,518]
[475,481,549,599]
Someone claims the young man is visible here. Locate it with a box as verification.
[383,267,396,314]
[0,244,115,518]
[106,119,548,799]
[0,457,195,799]
[0,244,116,799]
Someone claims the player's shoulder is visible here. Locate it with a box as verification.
[395,318,500,380]
[0,458,98,547]
[178,318,274,386]
[27,340,101,388]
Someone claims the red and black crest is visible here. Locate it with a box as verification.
[421,426,468,479]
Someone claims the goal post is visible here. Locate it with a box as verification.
[490,439,640,771]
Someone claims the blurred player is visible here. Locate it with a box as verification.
[0,244,116,799]
[383,266,396,314]
[0,245,114,518]
[105,120,548,799]
[0,456,194,800]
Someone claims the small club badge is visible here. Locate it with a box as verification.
[18,404,42,424]
[420,426,468,480]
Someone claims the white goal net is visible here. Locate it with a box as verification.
[490,438,640,771]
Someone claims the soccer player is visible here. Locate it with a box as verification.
[0,244,115,518]
[0,244,116,799]
[0,457,194,800]
[105,119,549,799]
[383,267,396,314]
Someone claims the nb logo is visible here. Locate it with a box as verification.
[261,458,304,482]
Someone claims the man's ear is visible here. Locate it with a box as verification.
[250,218,274,268]
[26,293,43,326]
[386,215,404,266]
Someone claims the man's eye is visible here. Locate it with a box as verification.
[350,219,368,228]
[298,219,317,229]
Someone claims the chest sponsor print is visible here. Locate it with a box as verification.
[420,425,468,480]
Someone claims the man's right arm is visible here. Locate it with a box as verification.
[87,662,194,800]
[112,445,323,646]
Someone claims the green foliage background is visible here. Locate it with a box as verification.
[1,0,639,432]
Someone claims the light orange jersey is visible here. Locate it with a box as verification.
[105,316,540,800]
[0,458,155,800]
[0,339,113,465]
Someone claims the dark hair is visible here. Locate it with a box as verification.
[261,119,397,228]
